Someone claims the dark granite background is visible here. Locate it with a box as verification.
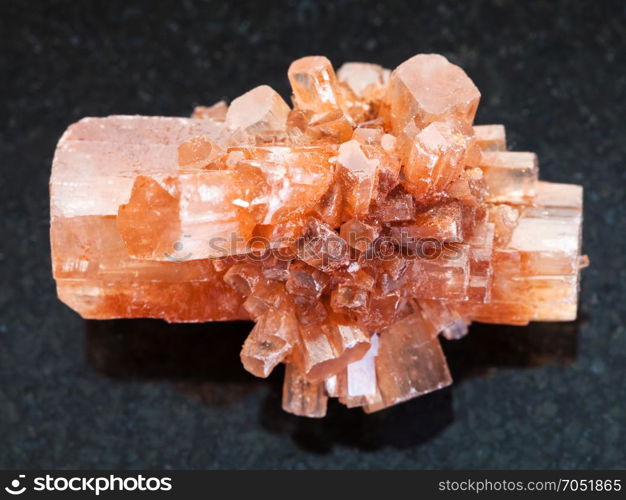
[1,0,625,469]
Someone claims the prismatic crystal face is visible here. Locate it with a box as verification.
[50,54,587,417]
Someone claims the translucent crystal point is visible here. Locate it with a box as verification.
[474,124,506,151]
[387,53,480,132]
[282,361,328,418]
[480,151,539,203]
[226,85,290,136]
[288,56,346,114]
[364,313,452,412]
[399,119,479,201]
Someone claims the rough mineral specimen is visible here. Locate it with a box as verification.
[50,54,587,417]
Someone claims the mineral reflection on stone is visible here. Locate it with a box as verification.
[50,53,587,417]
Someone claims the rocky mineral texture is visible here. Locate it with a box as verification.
[51,54,587,417]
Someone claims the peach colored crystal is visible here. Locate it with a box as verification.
[51,53,587,417]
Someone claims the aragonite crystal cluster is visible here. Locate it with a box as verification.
[51,54,587,417]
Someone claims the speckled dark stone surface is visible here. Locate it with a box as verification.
[1,0,625,469]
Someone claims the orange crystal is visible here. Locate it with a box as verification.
[50,53,587,417]
[386,54,480,133]
[225,85,290,137]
